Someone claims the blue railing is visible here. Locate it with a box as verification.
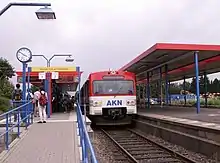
[76,102,98,163]
[0,100,33,150]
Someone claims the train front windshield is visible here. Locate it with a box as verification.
[93,80,134,95]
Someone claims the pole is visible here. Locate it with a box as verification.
[159,67,163,107]
[0,2,51,16]
[22,63,27,123]
[22,63,27,102]
[183,76,186,106]
[147,72,150,109]
[27,67,31,125]
[204,71,208,108]
[169,81,171,104]
[165,64,169,105]
[194,51,200,114]
[47,73,51,118]
[46,60,51,118]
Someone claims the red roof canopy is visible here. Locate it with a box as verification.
[119,43,220,82]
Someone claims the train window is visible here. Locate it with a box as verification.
[93,80,134,95]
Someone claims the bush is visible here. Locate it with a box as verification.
[200,99,205,105]
[0,96,10,112]
[208,98,220,106]
[187,100,196,106]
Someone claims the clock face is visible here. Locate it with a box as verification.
[16,47,32,63]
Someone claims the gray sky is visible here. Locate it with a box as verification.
[0,0,220,85]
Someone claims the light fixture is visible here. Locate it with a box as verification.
[65,56,74,62]
[35,6,56,20]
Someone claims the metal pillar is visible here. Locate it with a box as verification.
[147,72,150,109]
[22,63,27,102]
[159,67,163,107]
[204,71,208,108]
[27,67,31,123]
[0,2,51,16]
[47,73,52,118]
[143,84,145,108]
[165,65,169,105]
[138,84,140,108]
[194,51,200,113]
[169,81,171,104]
[27,67,31,100]
[183,76,186,105]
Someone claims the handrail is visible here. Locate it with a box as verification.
[76,102,98,163]
[0,100,33,150]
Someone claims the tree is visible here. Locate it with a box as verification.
[0,78,14,98]
[30,85,39,93]
[211,78,220,93]
[0,57,15,80]
[0,58,15,102]
[190,77,196,94]
[169,83,181,94]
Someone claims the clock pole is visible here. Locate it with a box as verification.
[16,47,32,124]
[22,62,27,103]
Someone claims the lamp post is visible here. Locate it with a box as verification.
[0,2,56,19]
[32,54,72,118]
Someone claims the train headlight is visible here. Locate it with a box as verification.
[126,99,136,106]
[90,100,102,107]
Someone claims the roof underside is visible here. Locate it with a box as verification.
[119,43,220,82]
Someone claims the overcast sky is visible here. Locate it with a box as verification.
[1,0,220,85]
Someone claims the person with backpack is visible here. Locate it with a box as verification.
[38,89,48,123]
[12,84,23,122]
[33,88,41,117]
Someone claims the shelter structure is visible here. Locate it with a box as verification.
[119,43,220,113]
[16,66,83,115]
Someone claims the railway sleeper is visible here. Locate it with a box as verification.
[134,153,173,159]
[127,146,159,151]
[141,158,183,163]
[128,150,168,155]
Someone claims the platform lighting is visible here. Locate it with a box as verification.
[65,56,74,62]
[35,6,56,20]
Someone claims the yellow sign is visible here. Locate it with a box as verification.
[31,66,76,72]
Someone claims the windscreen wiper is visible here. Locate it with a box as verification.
[114,85,123,98]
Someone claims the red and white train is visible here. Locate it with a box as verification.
[80,70,137,125]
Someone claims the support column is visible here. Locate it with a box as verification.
[147,72,150,109]
[143,84,145,108]
[169,81,171,104]
[137,84,140,109]
[159,67,163,107]
[183,76,186,106]
[22,63,27,102]
[22,63,27,123]
[194,51,200,113]
[204,71,208,108]
[46,72,51,118]
[165,65,169,105]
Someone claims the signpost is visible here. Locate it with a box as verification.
[51,72,59,79]
[31,66,76,72]
[38,72,46,79]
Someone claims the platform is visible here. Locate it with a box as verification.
[138,106,220,129]
[0,112,82,163]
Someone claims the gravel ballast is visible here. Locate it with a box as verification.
[91,130,131,163]
[134,128,218,163]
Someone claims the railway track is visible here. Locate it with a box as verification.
[101,128,199,163]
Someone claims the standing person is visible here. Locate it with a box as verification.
[12,84,23,123]
[38,89,48,123]
[33,89,41,117]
